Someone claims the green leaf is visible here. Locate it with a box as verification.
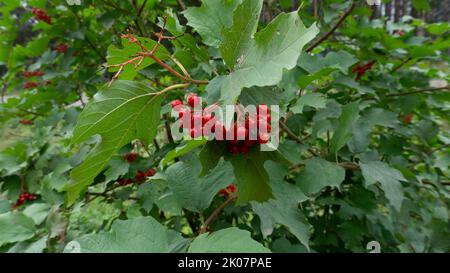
[183,0,242,47]
[330,101,360,155]
[348,108,398,153]
[161,139,207,167]
[252,162,311,249]
[411,0,430,11]
[65,81,163,204]
[227,150,273,204]
[199,141,227,176]
[23,203,51,225]
[188,227,270,253]
[295,158,345,195]
[107,36,169,80]
[220,11,319,110]
[360,161,406,211]
[74,217,188,253]
[0,212,36,247]
[298,50,358,74]
[239,86,286,106]
[165,159,234,212]
[220,0,263,69]
[104,156,130,183]
[291,93,327,114]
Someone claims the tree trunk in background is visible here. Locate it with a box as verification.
[385,1,392,20]
[402,0,409,18]
[394,0,402,22]
[291,0,300,11]
[313,0,319,19]
[427,0,450,22]
[370,5,379,20]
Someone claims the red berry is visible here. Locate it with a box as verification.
[32,8,52,24]
[190,127,201,138]
[258,133,270,144]
[55,44,68,53]
[227,184,237,193]
[123,153,139,163]
[218,183,237,197]
[257,104,269,115]
[23,82,40,89]
[187,94,200,108]
[229,145,240,155]
[135,170,147,182]
[202,114,214,125]
[239,145,249,154]
[178,108,190,119]
[236,126,248,140]
[145,169,156,177]
[213,121,226,140]
[191,113,203,126]
[403,113,413,125]
[171,100,183,108]
[19,119,33,125]
[244,139,257,147]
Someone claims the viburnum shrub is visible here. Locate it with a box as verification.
[0,0,449,254]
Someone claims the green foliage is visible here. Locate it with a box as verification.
[0,0,449,253]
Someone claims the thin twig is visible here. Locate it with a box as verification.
[306,1,356,53]
[137,0,148,17]
[390,57,413,73]
[427,143,450,155]
[176,0,186,11]
[199,194,237,234]
[107,18,208,86]
[386,86,449,97]
[279,120,319,156]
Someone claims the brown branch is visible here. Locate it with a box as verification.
[164,114,175,144]
[199,194,237,234]
[279,120,319,156]
[176,0,186,11]
[306,1,356,53]
[386,86,450,97]
[428,143,450,155]
[390,57,413,73]
[137,0,148,17]
[107,18,208,86]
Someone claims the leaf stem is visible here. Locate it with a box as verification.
[306,1,356,53]
[199,194,237,234]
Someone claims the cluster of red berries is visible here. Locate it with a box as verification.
[55,44,68,54]
[23,82,40,89]
[19,119,33,125]
[117,169,156,186]
[352,61,376,81]
[218,184,237,197]
[12,192,38,208]
[226,106,272,155]
[23,70,45,78]
[31,8,52,25]
[403,113,413,125]
[171,95,272,155]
